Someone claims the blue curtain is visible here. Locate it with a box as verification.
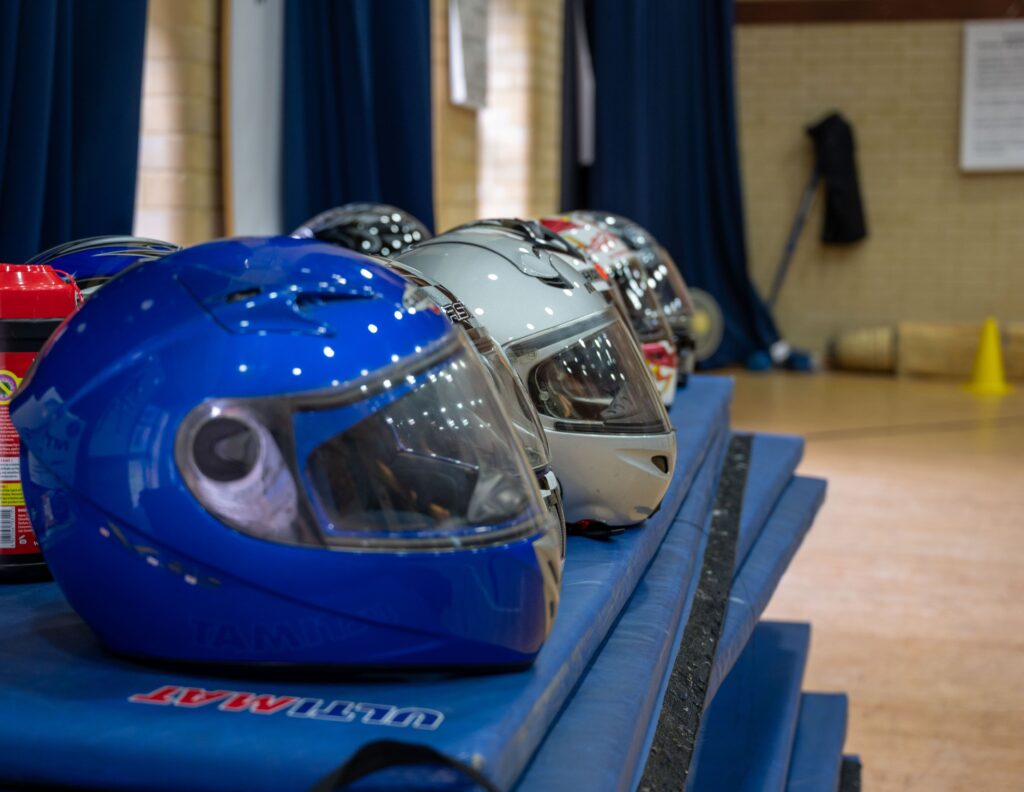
[282,0,435,233]
[561,1,778,368]
[0,0,148,263]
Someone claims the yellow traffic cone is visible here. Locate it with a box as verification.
[966,317,1013,396]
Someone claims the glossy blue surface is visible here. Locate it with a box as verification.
[27,237,179,281]
[10,236,552,667]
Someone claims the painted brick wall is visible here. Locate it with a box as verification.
[133,0,223,246]
[737,21,1024,355]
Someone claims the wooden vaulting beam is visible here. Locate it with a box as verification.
[736,0,1024,25]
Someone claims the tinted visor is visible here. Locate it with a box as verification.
[508,309,671,435]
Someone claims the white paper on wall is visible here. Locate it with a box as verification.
[449,0,489,110]
[225,0,286,235]
[961,21,1024,172]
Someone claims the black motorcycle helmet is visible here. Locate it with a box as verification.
[292,203,431,258]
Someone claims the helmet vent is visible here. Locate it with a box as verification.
[536,274,573,290]
[225,287,262,303]
[295,292,372,310]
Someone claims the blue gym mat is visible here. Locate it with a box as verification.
[785,693,849,792]
[517,459,822,791]
[689,621,811,792]
[707,476,827,705]
[735,434,804,571]
[0,377,731,791]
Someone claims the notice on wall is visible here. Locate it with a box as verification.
[225,0,286,235]
[961,21,1024,171]
[449,0,489,110]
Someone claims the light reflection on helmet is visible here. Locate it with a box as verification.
[28,235,180,294]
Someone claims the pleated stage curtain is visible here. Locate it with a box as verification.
[0,0,148,263]
[561,0,779,367]
[281,0,435,234]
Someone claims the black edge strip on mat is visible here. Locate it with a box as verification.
[839,757,862,792]
[311,738,500,792]
[638,433,752,791]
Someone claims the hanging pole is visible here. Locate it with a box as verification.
[767,168,820,310]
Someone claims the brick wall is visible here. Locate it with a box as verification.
[431,0,480,232]
[133,0,223,246]
[479,0,563,219]
[737,22,1024,355]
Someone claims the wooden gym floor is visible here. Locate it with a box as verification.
[729,371,1024,792]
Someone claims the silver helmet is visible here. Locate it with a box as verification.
[394,219,676,527]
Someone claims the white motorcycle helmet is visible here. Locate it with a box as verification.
[394,219,676,527]
[541,215,680,406]
[384,258,566,562]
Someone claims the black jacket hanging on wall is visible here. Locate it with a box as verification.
[806,113,867,245]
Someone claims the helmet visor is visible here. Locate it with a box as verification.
[476,335,550,469]
[508,309,672,435]
[304,346,541,544]
[651,245,695,331]
[612,260,675,344]
[177,335,548,550]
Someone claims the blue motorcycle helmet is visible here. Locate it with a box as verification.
[12,236,560,668]
[28,235,179,294]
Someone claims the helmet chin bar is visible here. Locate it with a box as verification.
[544,424,676,527]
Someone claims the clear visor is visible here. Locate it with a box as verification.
[176,335,549,550]
[652,246,694,331]
[475,335,550,469]
[507,309,672,435]
[612,261,675,345]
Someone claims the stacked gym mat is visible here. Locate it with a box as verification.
[0,376,856,790]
